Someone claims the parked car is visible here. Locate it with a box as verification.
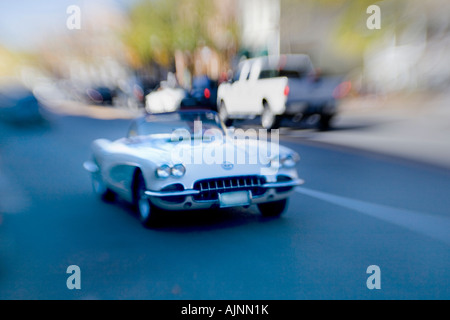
[145,81,186,114]
[113,77,145,110]
[0,84,44,124]
[217,54,347,130]
[85,86,116,105]
[83,110,303,227]
[180,75,218,110]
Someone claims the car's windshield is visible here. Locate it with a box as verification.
[258,55,314,79]
[259,69,307,79]
[131,111,225,141]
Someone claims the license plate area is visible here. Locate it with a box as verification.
[218,191,251,208]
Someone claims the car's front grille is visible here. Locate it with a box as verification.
[275,175,295,193]
[193,175,266,201]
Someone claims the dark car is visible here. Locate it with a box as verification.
[0,85,44,124]
[85,86,116,105]
[180,75,218,110]
[113,77,145,110]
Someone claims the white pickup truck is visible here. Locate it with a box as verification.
[217,54,346,130]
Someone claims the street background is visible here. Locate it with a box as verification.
[0,0,449,299]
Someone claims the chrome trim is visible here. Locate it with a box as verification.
[83,161,99,173]
[262,179,304,189]
[192,175,266,201]
[145,189,200,197]
[144,178,304,199]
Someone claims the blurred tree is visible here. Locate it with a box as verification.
[281,0,404,58]
[123,0,238,70]
[0,46,35,78]
[324,0,408,58]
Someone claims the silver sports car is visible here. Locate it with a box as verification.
[83,110,304,227]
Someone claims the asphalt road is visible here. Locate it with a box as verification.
[0,112,449,299]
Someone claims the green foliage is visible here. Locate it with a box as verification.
[124,0,218,67]
[282,0,401,58]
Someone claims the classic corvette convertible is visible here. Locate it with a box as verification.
[83,110,303,227]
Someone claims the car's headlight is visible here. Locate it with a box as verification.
[156,164,186,178]
[171,164,186,177]
[156,164,171,178]
[279,152,300,168]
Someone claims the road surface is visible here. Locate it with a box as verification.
[0,112,449,299]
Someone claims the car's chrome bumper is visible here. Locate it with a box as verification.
[83,161,99,173]
[145,178,304,210]
[144,189,200,197]
[144,179,304,198]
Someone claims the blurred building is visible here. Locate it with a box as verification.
[237,0,450,94]
[5,0,449,98]
[362,0,450,93]
[238,0,280,57]
[37,2,130,89]
[237,0,357,74]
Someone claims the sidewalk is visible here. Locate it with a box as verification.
[43,99,142,120]
[299,92,450,169]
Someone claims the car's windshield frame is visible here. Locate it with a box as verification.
[127,111,226,141]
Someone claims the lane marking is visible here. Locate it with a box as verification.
[295,186,450,246]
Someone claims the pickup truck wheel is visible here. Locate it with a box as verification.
[258,199,288,217]
[134,173,159,227]
[219,101,233,126]
[318,114,333,131]
[261,102,280,130]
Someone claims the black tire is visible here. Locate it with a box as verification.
[257,198,288,217]
[134,172,159,227]
[318,114,333,131]
[219,101,233,126]
[261,101,280,130]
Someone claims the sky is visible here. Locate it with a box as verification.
[0,0,137,51]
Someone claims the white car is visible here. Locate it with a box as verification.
[83,110,303,227]
[144,81,186,114]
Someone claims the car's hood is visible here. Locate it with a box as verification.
[119,136,290,176]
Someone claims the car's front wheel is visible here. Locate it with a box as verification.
[257,199,288,217]
[134,173,159,227]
